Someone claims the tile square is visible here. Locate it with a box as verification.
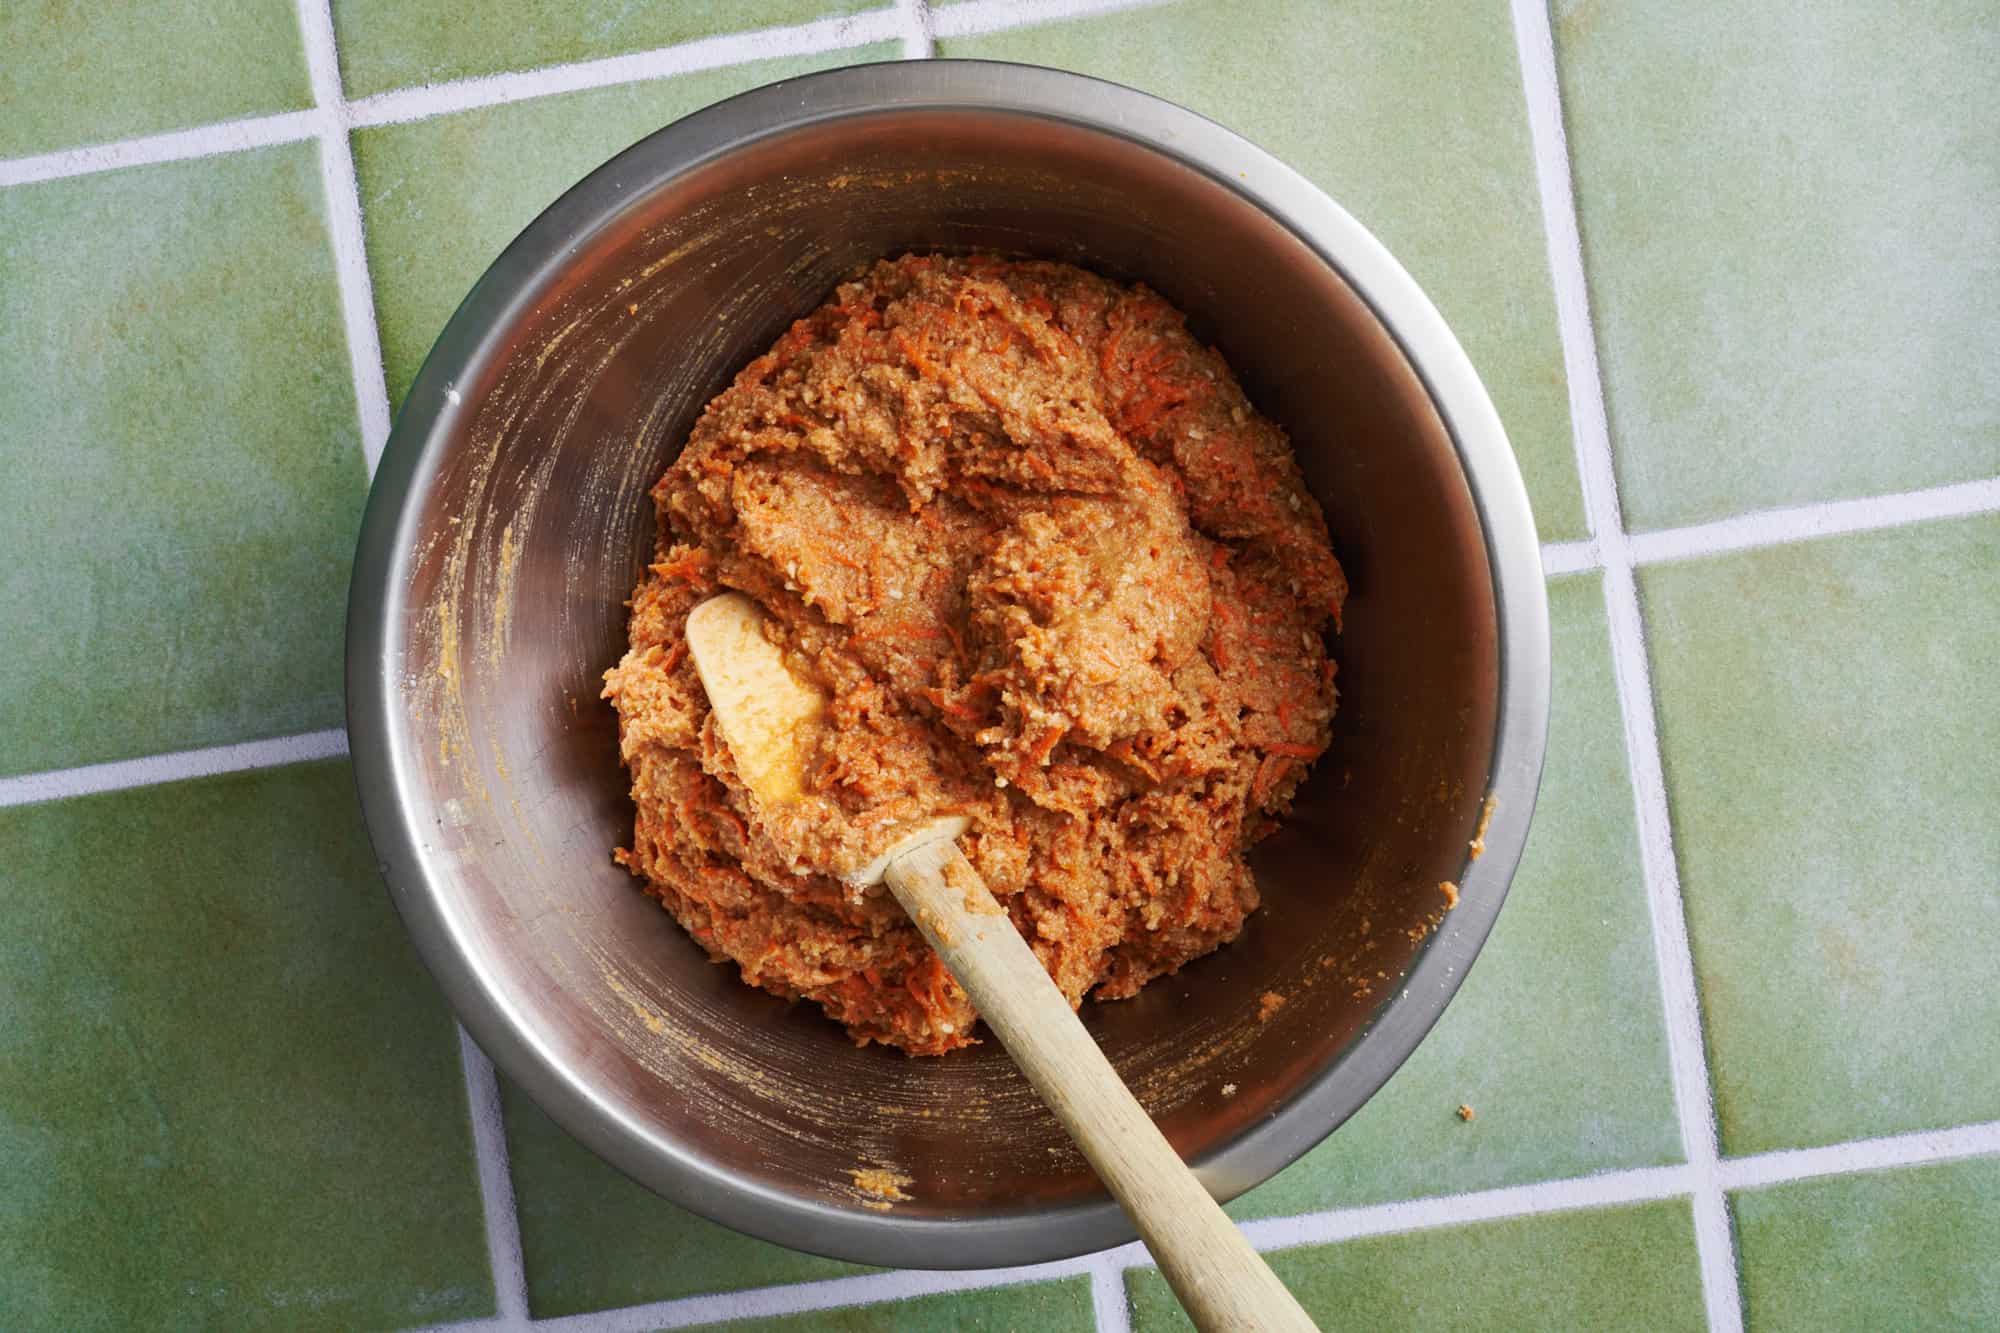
[940,0,1587,540]
[701,1279,1094,1331]
[1229,575,1680,1218]
[353,45,895,412]
[1555,1,2000,531]
[1642,516,2000,1154]
[0,1,310,159]
[1131,1200,1705,1331]
[1732,1157,2000,1331]
[0,145,368,778]
[332,0,887,99]
[0,761,492,1329]
[499,1078,869,1317]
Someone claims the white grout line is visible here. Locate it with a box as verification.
[930,0,1177,41]
[1721,1119,2000,1194]
[345,9,907,130]
[1508,3,1741,1331]
[1237,1165,1695,1253]
[0,5,1995,1330]
[897,0,937,59]
[299,8,531,1330]
[0,4,903,194]
[531,1244,1149,1333]
[516,1113,2000,1332]
[1540,537,1600,577]
[297,0,395,473]
[0,110,317,188]
[1088,1252,1133,1333]
[1543,472,2000,580]
[1627,474,2000,566]
[4,463,1982,809]
[456,1029,533,1329]
[1589,553,1737,1320]
[0,0,1181,193]
[0,728,349,808]
[1510,7,1615,553]
[1526,475,2000,586]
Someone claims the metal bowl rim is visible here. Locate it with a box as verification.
[345,58,1552,1269]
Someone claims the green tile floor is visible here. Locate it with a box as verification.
[1643,515,2000,1157]
[0,1,312,159]
[0,762,491,1329]
[0,145,367,777]
[331,0,887,99]
[2,1,1994,1328]
[1554,0,2000,531]
[1134,1201,1708,1332]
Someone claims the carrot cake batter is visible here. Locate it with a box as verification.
[604,254,1345,1054]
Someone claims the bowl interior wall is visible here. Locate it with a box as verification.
[391,109,1498,1218]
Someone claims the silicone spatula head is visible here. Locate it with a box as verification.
[683,591,828,807]
[684,592,964,885]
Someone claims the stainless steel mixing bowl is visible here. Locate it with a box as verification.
[346,60,1549,1269]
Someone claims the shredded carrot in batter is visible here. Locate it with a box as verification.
[604,255,1347,1054]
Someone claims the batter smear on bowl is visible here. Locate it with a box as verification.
[603,255,1345,1055]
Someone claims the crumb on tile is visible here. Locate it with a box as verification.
[1457,1103,1475,1122]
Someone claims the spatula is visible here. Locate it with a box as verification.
[686,591,1316,1333]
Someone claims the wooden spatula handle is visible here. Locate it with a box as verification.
[885,837,1317,1333]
